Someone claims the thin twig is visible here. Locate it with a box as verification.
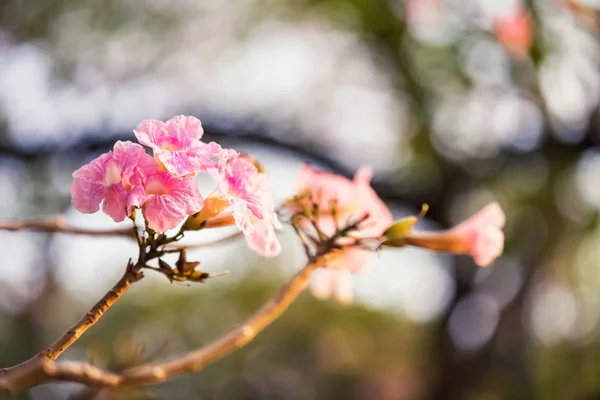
[291,221,313,259]
[0,216,134,238]
[166,231,244,251]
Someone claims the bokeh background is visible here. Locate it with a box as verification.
[1,0,600,399]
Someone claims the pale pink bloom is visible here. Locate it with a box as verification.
[295,165,393,303]
[494,7,534,59]
[296,164,393,264]
[207,149,281,257]
[404,202,506,267]
[71,141,154,222]
[311,268,354,305]
[134,115,222,176]
[129,168,204,233]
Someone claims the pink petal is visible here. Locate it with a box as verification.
[344,249,374,274]
[331,269,354,305]
[454,202,506,266]
[294,164,392,238]
[134,116,204,155]
[188,141,223,171]
[353,166,373,185]
[168,175,205,215]
[296,164,355,207]
[156,141,222,176]
[143,196,183,232]
[133,120,166,151]
[245,219,282,258]
[127,186,147,215]
[102,184,128,222]
[164,115,204,146]
[155,150,198,177]
[112,140,156,187]
[311,270,334,300]
[353,167,393,236]
[71,152,112,214]
[71,178,104,214]
[472,226,505,267]
[142,173,204,232]
[209,149,282,256]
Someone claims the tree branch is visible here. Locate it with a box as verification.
[0,216,367,394]
[0,262,143,391]
[120,258,321,386]
[45,263,144,360]
[0,256,323,393]
[0,216,134,237]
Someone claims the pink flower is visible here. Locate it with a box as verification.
[207,149,281,257]
[296,165,393,257]
[129,167,204,233]
[494,7,534,59]
[403,202,506,267]
[295,165,393,303]
[134,115,222,176]
[71,141,154,222]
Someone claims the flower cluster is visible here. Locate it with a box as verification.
[71,115,281,257]
[289,165,394,304]
[71,115,507,293]
[287,165,507,304]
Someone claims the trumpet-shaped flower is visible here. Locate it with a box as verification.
[129,167,204,233]
[134,115,222,176]
[71,141,154,222]
[402,202,506,267]
[296,165,392,241]
[206,149,281,257]
[295,165,393,302]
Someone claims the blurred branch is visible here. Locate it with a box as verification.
[0,216,366,394]
[0,216,135,238]
[0,259,320,393]
[0,358,121,394]
[167,231,244,251]
[0,213,236,238]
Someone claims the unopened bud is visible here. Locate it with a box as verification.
[183,195,229,231]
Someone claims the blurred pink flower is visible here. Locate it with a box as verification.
[404,202,506,267]
[134,115,222,176]
[208,149,281,257]
[71,141,154,222]
[494,7,534,59]
[296,165,393,303]
[129,168,204,233]
[296,164,393,255]
[311,269,354,305]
